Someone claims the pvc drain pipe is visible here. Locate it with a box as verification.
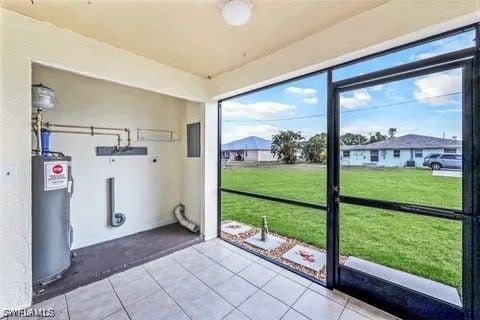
[108,177,126,227]
[174,204,199,233]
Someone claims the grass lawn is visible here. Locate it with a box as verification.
[221,165,462,287]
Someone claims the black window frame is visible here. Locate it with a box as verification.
[370,150,379,162]
[393,149,401,158]
[218,23,480,320]
[343,150,350,158]
[414,149,423,158]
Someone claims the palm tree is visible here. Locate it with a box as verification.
[271,130,304,164]
[302,133,327,163]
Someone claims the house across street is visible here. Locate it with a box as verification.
[340,134,462,168]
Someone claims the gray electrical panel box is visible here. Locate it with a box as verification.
[32,155,73,285]
[187,122,201,157]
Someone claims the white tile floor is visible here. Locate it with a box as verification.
[24,239,400,320]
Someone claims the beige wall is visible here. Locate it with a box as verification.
[0,8,208,309]
[32,65,202,249]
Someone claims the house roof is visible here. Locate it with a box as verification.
[222,136,271,151]
[340,134,462,151]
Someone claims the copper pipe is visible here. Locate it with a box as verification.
[48,129,122,151]
[44,122,130,149]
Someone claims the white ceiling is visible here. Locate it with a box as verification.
[0,0,386,79]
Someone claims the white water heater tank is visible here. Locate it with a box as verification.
[32,84,55,109]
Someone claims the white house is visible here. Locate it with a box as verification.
[340,134,462,167]
[221,136,276,162]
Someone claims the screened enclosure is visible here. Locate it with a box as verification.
[219,25,480,320]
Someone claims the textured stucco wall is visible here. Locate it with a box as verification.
[0,8,208,309]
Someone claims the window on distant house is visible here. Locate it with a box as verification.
[444,148,456,153]
[370,150,379,162]
[415,149,423,158]
[343,150,350,158]
[393,150,400,158]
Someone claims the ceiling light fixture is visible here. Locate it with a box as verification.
[219,0,252,26]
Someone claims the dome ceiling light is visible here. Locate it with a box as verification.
[219,0,253,26]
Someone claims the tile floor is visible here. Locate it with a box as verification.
[22,239,400,320]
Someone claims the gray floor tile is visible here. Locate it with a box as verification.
[239,290,289,320]
[309,282,349,305]
[126,290,181,320]
[202,245,235,262]
[163,274,210,303]
[346,298,399,320]
[147,261,191,288]
[193,241,219,253]
[194,263,234,287]
[33,294,67,312]
[109,266,145,284]
[181,290,234,320]
[171,246,201,264]
[214,276,257,307]
[103,309,130,320]
[238,263,277,287]
[218,253,254,273]
[164,308,190,320]
[66,280,123,320]
[223,309,250,320]
[281,308,309,320]
[144,255,177,277]
[279,269,312,287]
[256,258,286,273]
[292,289,344,320]
[339,308,370,320]
[179,253,216,273]
[262,275,307,306]
[110,268,161,306]
[235,249,261,262]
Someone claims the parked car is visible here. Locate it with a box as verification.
[423,153,462,170]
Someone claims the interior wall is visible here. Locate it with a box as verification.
[32,65,201,249]
[181,101,205,228]
[0,8,208,309]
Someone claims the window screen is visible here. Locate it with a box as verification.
[370,150,379,162]
[187,122,201,157]
[393,150,400,158]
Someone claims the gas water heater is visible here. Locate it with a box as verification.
[32,84,73,285]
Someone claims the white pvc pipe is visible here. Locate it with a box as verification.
[174,204,199,233]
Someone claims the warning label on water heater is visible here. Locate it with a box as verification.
[44,161,69,191]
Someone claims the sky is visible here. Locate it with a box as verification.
[222,29,474,144]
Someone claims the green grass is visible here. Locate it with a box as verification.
[221,165,462,287]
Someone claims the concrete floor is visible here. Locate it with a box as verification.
[21,239,399,320]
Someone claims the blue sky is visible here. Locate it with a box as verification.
[222,29,474,143]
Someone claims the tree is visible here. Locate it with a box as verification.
[369,131,387,143]
[388,128,397,138]
[271,130,305,164]
[302,133,327,163]
[340,133,368,145]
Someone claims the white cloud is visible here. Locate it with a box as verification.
[340,89,372,109]
[222,101,297,119]
[302,97,318,104]
[286,86,317,96]
[222,124,280,143]
[413,72,461,105]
